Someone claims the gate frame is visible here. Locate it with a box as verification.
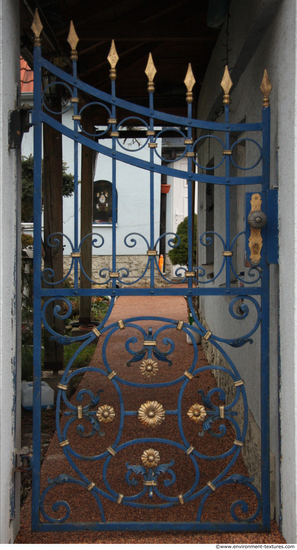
[31,13,271,533]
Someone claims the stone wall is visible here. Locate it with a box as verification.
[198,308,275,519]
[63,254,172,287]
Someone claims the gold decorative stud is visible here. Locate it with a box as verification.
[140,359,159,378]
[184,63,196,103]
[77,405,83,419]
[107,371,116,380]
[107,446,116,456]
[87,482,95,491]
[221,65,233,105]
[203,330,212,341]
[138,401,165,427]
[67,21,79,61]
[107,40,119,81]
[92,327,101,338]
[141,448,160,468]
[31,9,43,47]
[57,383,68,391]
[207,481,216,491]
[59,439,70,447]
[184,371,194,380]
[145,53,157,93]
[176,320,184,331]
[96,405,115,423]
[187,404,207,423]
[260,69,272,107]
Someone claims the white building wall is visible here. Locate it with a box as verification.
[197,0,296,542]
[22,111,161,263]
[0,0,21,543]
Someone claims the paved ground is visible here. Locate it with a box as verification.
[15,289,286,544]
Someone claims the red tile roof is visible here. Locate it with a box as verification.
[20,57,33,93]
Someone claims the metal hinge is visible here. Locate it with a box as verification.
[14,446,33,472]
[8,106,31,149]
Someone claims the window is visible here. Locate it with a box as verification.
[93,180,113,224]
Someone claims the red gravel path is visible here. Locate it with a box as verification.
[15,290,286,543]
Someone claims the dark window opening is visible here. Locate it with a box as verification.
[93,180,113,224]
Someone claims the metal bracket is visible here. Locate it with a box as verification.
[8,107,31,149]
[15,447,32,471]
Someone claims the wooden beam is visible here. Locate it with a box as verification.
[43,100,64,374]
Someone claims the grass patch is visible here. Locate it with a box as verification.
[64,342,97,369]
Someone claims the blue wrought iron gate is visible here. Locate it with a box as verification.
[31,12,275,533]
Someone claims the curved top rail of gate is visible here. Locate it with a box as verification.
[31,12,271,188]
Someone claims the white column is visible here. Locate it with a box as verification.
[0,0,21,543]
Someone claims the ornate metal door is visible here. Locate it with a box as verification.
[31,12,274,532]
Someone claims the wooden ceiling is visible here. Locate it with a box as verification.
[20,0,220,116]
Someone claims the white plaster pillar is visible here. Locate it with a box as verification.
[0,0,21,543]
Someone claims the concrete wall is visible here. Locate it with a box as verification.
[0,0,21,542]
[197,0,296,542]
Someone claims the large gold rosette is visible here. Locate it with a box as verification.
[138,400,165,427]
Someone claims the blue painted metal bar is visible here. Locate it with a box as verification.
[34,520,266,532]
[111,78,117,278]
[187,100,193,283]
[260,103,271,530]
[40,111,263,186]
[39,287,265,297]
[39,58,263,133]
[72,58,79,286]
[224,103,231,287]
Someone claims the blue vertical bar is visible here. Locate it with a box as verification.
[224,103,231,287]
[32,41,42,532]
[111,80,117,281]
[149,89,155,287]
[187,103,193,289]
[261,103,271,529]
[72,59,79,287]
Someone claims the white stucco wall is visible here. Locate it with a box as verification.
[0,0,21,543]
[197,0,296,542]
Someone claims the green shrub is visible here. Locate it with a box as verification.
[168,214,197,267]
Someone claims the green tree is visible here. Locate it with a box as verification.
[21,154,75,222]
[168,214,197,267]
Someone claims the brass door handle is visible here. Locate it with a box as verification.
[248,193,266,265]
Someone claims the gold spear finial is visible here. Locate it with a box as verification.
[184,63,196,103]
[145,53,157,93]
[260,69,272,107]
[31,9,43,47]
[221,65,233,105]
[107,40,119,81]
[67,21,79,61]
